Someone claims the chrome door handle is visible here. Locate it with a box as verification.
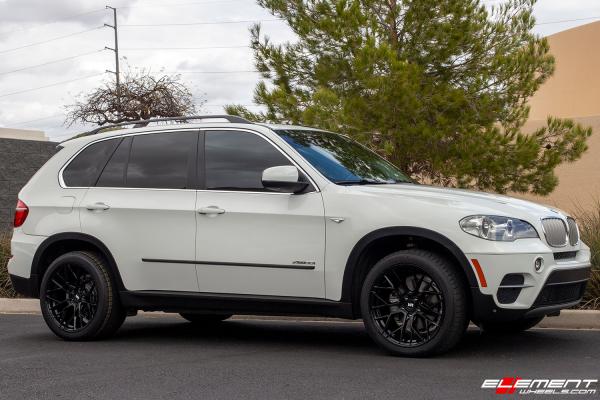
[198,206,225,215]
[86,202,110,211]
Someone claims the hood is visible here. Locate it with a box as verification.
[349,183,567,222]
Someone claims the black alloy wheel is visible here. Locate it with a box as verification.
[361,250,468,357]
[43,263,98,332]
[368,266,444,347]
[40,251,126,340]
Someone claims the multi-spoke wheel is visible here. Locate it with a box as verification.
[44,263,98,332]
[361,250,468,357]
[40,251,125,341]
[368,266,444,347]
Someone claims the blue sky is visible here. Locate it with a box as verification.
[0,0,599,140]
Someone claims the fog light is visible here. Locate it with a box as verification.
[534,257,544,273]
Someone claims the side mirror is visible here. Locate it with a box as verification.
[262,165,309,194]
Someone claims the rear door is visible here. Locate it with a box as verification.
[79,130,199,292]
[194,129,326,298]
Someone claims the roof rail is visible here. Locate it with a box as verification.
[82,115,252,137]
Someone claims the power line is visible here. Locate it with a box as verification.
[0,26,105,55]
[0,49,106,76]
[121,18,282,27]
[170,70,259,74]
[119,0,246,9]
[0,73,106,99]
[203,104,261,107]
[536,16,600,26]
[121,45,249,51]
[7,8,106,35]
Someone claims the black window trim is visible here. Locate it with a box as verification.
[59,127,320,193]
[59,128,201,190]
[199,127,320,194]
[60,137,122,189]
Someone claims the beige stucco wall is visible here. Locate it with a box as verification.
[515,22,600,213]
[0,128,47,141]
[528,21,600,120]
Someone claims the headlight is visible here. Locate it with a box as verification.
[459,215,538,241]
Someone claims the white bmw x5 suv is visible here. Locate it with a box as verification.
[8,115,592,356]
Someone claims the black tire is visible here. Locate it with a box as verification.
[40,251,126,341]
[477,316,544,334]
[179,313,232,323]
[360,249,468,357]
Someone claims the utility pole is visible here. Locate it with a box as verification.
[105,6,121,115]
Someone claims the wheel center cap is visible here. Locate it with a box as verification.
[405,297,419,312]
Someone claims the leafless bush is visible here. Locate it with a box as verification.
[66,69,201,126]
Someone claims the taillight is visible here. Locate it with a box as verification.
[14,199,29,228]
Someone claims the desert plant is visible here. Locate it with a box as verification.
[0,232,17,298]
[66,68,201,126]
[573,201,600,309]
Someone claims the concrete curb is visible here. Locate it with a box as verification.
[1,298,599,329]
[0,298,39,314]
[537,309,600,330]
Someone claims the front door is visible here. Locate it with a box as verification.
[194,129,326,298]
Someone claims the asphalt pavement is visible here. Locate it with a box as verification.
[0,313,598,399]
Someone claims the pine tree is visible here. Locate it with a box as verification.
[226,0,592,195]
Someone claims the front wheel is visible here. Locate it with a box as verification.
[360,250,468,357]
[477,316,544,334]
[40,251,126,341]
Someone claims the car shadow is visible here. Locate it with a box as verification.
[115,317,375,353]
[104,315,581,359]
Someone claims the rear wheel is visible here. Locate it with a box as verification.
[360,250,468,357]
[40,251,125,341]
[478,316,544,334]
[179,313,232,324]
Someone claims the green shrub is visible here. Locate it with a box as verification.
[0,232,17,298]
[573,201,600,309]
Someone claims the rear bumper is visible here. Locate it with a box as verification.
[9,274,38,298]
[471,266,591,323]
[7,230,45,298]
[7,230,45,279]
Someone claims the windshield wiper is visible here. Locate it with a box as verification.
[335,179,393,185]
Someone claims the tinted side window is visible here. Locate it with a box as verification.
[205,131,291,191]
[126,132,196,189]
[97,137,131,187]
[63,139,120,187]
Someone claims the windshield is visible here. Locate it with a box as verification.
[276,129,412,185]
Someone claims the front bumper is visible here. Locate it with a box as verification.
[468,249,591,322]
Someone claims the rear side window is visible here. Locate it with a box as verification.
[204,130,292,191]
[96,137,131,187]
[126,132,197,189]
[62,139,120,187]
